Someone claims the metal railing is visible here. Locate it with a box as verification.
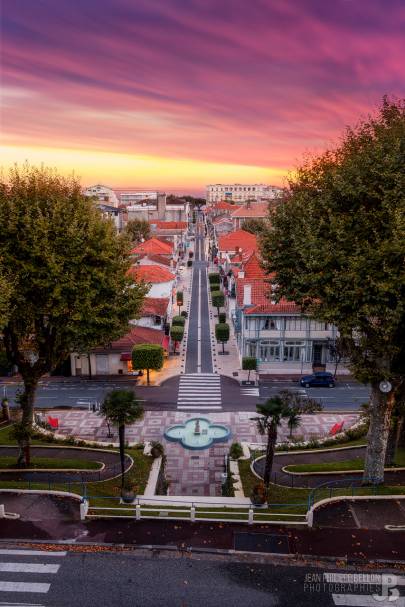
[82,495,308,525]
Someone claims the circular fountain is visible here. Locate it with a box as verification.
[164,417,231,450]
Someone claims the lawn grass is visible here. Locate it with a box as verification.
[0,456,101,470]
[284,448,405,473]
[237,457,405,516]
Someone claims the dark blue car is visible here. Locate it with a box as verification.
[300,372,335,388]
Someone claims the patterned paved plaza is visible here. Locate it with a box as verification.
[51,410,359,496]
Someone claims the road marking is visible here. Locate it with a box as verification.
[0,564,60,574]
[332,595,404,606]
[197,268,202,373]
[177,406,222,410]
[0,551,66,557]
[0,583,50,594]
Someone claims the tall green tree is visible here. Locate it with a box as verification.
[260,98,405,484]
[0,165,147,465]
[124,219,151,245]
[100,389,143,488]
[242,218,268,236]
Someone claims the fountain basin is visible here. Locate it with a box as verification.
[164,417,231,450]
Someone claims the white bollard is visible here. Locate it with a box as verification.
[190,506,196,522]
[80,499,88,520]
[0,505,5,519]
[248,508,254,525]
[135,504,141,521]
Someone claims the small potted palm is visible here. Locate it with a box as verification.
[250,482,267,507]
[121,477,136,504]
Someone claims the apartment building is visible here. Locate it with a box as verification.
[206,184,282,204]
[230,251,347,375]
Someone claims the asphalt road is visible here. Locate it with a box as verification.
[0,549,401,607]
[259,379,370,411]
[0,377,369,413]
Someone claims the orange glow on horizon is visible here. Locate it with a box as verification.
[0,145,287,191]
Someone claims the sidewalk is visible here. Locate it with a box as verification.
[136,261,194,386]
[1,493,405,562]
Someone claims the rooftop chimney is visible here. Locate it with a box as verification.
[243,284,251,306]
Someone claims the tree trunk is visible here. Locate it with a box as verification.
[222,341,225,354]
[18,376,39,467]
[146,368,150,385]
[118,424,126,488]
[247,369,251,382]
[263,423,277,487]
[384,418,398,467]
[87,353,92,379]
[363,383,396,485]
[397,417,405,448]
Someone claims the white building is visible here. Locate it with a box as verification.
[206,184,282,204]
[83,184,119,207]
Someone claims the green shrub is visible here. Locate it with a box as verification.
[208,272,221,284]
[218,312,226,323]
[212,291,224,312]
[187,260,193,267]
[180,311,188,318]
[172,315,186,326]
[132,343,164,385]
[210,282,220,292]
[242,356,257,381]
[176,291,183,306]
[229,442,243,460]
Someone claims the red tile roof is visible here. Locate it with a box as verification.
[244,302,301,315]
[128,265,175,283]
[143,253,172,267]
[236,278,271,307]
[218,230,257,252]
[94,325,167,352]
[149,221,187,229]
[230,203,268,218]
[131,237,173,256]
[141,297,170,316]
[211,201,242,212]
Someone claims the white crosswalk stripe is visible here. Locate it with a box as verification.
[0,549,66,596]
[241,387,260,397]
[177,374,222,410]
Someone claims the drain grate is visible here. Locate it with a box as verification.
[234,533,290,554]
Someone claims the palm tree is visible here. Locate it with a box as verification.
[287,407,301,438]
[255,397,289,487]
[254,391,322,488]
[100,390,143,488]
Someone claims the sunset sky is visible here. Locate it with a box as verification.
[1,0,404,193]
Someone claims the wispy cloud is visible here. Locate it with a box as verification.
[1,0,404,185]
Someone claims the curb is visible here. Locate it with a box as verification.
[0,539,404,568]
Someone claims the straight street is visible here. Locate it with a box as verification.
[0,548,402,607]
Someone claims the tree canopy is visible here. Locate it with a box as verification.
[242,218,268,236]
[124,218,151,245]
[0,164,147,461]
[260,98,405,483]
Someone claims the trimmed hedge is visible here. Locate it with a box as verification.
[172,315,186,326]
[208,272,221,285]
[212,291,224,311]
[218,312,226,323]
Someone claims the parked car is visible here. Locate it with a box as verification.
[300,372,335,388]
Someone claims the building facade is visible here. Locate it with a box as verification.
[83,184,119,207]
[206,184,282,203]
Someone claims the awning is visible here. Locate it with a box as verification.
[120,352,132,361]
[162,335,170,351]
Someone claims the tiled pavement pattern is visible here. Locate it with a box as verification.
[52,410,359,496]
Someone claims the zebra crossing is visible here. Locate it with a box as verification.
[177,373,222,410]
[240,386,260,397]
[0,548,66,600]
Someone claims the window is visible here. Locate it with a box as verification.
[310,320,329,331]
[259,340,280,361]
[283,341,305,361]
[261,317,281,330]
[285,317,307,331]
[246,341,257,357]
